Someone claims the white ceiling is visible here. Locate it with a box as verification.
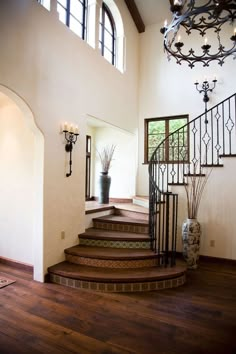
[134,0,172,27]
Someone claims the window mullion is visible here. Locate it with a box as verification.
[102,6,105,56]
[112,32,115,65]
[66,0,70,26]
[82,0,86,40]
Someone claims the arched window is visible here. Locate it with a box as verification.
[99,2,116,66]
[57,0,87,40]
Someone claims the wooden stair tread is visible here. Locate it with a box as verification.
[65,246,158,259]
[168,182,187,186]
[48,262,186,282]
[93,215,148,226]
[133,195,149,200]
[184,173,206,177]
[201,164,224,167]
[80,228,150,241]
[114,203,148,214]
[219,154,236,158]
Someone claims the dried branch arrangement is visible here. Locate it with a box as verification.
[97,144,116,173]
[183,164,212,219]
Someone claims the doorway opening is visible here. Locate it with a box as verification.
[0,85,44,282]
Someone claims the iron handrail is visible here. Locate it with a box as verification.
[148,92,236,266]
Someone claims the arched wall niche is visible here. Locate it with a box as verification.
[0,84,44,282]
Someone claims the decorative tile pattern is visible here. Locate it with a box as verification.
[66,254,160,268]
[50,273,186,293]
[93,221,149,234]
[79,238,150,249]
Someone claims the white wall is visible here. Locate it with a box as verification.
[138,22,236,259]
[0,94,34,264]
[92,126,137,199]
[173,159,236,259]
[0,0,139,279]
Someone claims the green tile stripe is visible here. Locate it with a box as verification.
[79,238,150,249]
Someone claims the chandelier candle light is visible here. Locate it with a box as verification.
[161,0,236,68]
[62,122,79,177]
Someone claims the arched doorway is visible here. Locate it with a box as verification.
[0,85,44,281]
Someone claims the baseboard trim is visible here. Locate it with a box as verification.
[175,252,236,265]
[199,255,236,265]
[0,256,33,273]
[109,198,133,203]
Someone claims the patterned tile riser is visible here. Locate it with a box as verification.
[66,254,160,268]
[93,221,149,234]
[79,238,151,249]
[50,273,186,292]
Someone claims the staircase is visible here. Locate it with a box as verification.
[49,93,235,292]
[48,206,186,292]
[149,93,236,266]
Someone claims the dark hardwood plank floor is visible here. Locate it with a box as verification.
[0,259,236,354]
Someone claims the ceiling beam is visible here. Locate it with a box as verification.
[124,0,145,33]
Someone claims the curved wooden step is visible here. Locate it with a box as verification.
[79,228,150,249]
[114,207,148,221]
[48,262,187,292]
[80,228,150,241]
[65,246,161,268]
[93,215,149,234]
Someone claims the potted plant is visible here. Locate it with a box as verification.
[182,164,212,269]
[97,144,116,204]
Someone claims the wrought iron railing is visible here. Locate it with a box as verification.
[149,93,236,266]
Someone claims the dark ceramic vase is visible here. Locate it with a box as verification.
[98,172,111,204]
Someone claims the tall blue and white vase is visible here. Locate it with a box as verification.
[182,218,201,269]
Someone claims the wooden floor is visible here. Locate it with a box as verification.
[0,260,236,354]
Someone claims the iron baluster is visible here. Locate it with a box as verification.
[165,193,170,266]
[211,109,214,165]
[216,107,221,164]
[222,102,225,155]
[229,99,232,155]
[177,130,180,184]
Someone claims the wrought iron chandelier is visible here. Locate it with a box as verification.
[161,0,236,68]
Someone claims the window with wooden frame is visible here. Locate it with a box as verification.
[99,2,116,66]
[57,0,87,40]
[85,135,92,200]
[144,115,189,163]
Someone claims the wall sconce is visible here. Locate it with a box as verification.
[194,77,217,111]
[194,77,217,123]
[62,122,79,177]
